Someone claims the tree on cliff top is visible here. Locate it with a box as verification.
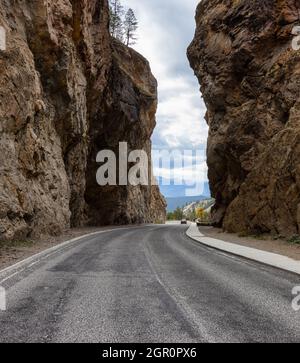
[109,1,138,46]
[109,0,124,42]
[124,8,138,46]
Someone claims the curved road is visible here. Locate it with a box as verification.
[0,225,299,343]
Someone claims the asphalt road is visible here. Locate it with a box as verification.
[0,225,299,343]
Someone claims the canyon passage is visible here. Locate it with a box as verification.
[0,0,300,345]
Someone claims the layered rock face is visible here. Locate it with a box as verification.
[85,39,166,225]
[188,0,300,236]
[0,0,166,241]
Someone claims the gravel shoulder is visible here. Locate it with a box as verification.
[199,226,300,261]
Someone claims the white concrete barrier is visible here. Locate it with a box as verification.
[186,223,300,276]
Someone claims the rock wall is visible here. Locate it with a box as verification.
[188,0,300,237]
[0,0,166,241]
[85,39,166,225]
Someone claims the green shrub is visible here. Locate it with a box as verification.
[288,235,300,245]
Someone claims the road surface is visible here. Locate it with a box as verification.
[0,225,299,343]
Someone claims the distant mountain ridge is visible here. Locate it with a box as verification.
[183,198,215,215]
[159,182,211,200]
[166,196,207,212]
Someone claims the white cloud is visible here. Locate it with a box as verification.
[155,163,208,185]
[157,88,207,148]
[121,0,209,192]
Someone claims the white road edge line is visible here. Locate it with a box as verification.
[186,223,300,276]
[0,225,155,281]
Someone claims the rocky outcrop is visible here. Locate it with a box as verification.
[0,0,166,241]
[85,39,166,225]
[188,0,300,237]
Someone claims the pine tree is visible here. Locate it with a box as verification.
[124,8,138,46]
[109,0,124,42]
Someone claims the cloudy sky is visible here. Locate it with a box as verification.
[122,0,209,197]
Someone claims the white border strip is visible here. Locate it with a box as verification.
[186,223,300,276]
[0,226,146,278]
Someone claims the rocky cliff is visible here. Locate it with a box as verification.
[188,0,300,237]
[0,0,166,241]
